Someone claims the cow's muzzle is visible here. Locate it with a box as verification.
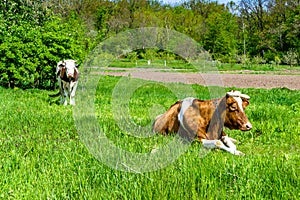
[241,122,252,131]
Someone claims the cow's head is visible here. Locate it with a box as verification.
[224,90,252,131]
[58,60,79,80]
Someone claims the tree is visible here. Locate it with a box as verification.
[239,0,271,57]
[203,8,239,62]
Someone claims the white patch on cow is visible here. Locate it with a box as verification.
[64,60,77,78]
[233,96,244,113]
[227,90,250,113]
[222,136,236,151]
[202,139,244,156]
[227,90,250,100]
[178,97,195,124]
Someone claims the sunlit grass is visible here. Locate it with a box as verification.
[108,59,300,74]
[0,76,299,199]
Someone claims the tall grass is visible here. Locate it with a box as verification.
[0,76,299,199]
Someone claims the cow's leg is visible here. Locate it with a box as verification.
[227,137,239,144]
[69,81,78,106]
[60,89,67,105]
[63,91,68,106]
[221,131,238,144]
[221,136,237,150]
[201,139,245,156]
[58,79,67,105]
[62,82,68,106]
[59,89,64,105]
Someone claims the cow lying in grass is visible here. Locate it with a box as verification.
[152,90,252,156]
[56,60,79,106]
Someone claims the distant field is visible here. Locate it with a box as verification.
[0,76,299,199]
[108,59,300,74]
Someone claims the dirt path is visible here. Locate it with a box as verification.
[99,68,300,90]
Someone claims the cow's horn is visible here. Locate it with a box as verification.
[240,93,250,100]
[227,90,250,100]
[226,90,241,97]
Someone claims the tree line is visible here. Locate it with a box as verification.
[0,0,299,89]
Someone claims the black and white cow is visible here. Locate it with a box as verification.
[56,60,79,106]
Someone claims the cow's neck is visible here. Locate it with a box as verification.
[206,97,226,140]
[60,74,74,82]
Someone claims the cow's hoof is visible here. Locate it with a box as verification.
[234,150,245,156]
[70,100,75,106]
[229,137,239,144]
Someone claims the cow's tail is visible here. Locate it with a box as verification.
[48,90,60,97]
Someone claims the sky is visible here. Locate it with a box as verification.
[161,0,239,5]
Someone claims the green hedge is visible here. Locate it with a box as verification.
[0,1,87,89]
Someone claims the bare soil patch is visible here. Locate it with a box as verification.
[99,67,300,90]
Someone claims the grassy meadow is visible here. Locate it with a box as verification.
[108,59,300,73]
[0,75,299,199]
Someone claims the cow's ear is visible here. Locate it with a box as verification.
[242,98,250,108]
[75,63,79,68]
[60,66,66,78]
[61,60,66,66]
[58,64,64,75]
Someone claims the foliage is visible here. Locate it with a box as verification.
[282,49,298,67]
[76,0,299,66]
[252,55,266,65]
[1,0,300,89]
[203,10,239,62]
[0,0,88,89]
[0,77,299,199]
[239,0,300,65]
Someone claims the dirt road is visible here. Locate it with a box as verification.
[99,68,300,90]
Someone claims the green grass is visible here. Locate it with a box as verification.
[217,63,300,73]
[107,59,300,74]
[0,76,299,199]
[108,59,197,71]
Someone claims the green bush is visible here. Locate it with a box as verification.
[0,0,87,89]
[283,49,298,67]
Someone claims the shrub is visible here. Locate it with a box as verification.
[252,55,266,65]
[282,49,298,67]
[263,50,275,63]
[274,56,281,65]
[0,1,87,89]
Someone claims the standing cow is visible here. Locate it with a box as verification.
[152,90,252,156]
[56,60,79,106]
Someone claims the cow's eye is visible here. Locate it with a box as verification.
[229,105,237,111]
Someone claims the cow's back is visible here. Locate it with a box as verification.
[152,101,182,135]
[177,99,216,140]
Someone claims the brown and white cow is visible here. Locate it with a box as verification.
[152,90,252,156]
[56,60,79,106]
